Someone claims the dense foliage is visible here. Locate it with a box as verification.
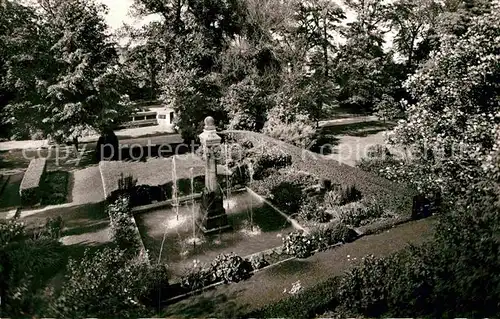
[53,248,169,318]
[1,0,133,143]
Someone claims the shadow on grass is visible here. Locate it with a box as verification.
[0,173,23,210]
[21,202,107,229]
[62,220,109,237]
[310,121,394,155]
[321,121,394,136]
[162,289,250,318]
[266,258,315,277]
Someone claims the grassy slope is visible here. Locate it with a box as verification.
[162,217,436,318]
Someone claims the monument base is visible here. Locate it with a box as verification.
[198,189,231,234]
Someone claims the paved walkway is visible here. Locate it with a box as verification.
[0,116,381,151]
[0,126,175,151]
[163,217,436,318]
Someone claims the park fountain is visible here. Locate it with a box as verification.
[133,117,297,273]
[197,117,231,234]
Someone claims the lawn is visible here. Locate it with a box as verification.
[161,217,436,318]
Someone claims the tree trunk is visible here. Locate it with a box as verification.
[323,19,329,78]
[73,137,79,152]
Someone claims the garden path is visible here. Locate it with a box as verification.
[162,217,436,318]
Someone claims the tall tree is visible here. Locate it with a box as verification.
[3,0,132,146]
[387,0,441,70]
[0,1,53,139]
[333,0,393,111]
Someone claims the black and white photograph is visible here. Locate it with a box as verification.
[0,0,498,317]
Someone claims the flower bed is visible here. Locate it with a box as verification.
[224,131,415,217]
[19,158,47,205]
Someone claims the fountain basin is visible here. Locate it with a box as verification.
[134,190,296,279]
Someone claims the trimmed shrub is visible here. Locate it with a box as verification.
[107,196,142,254]
[298,200,331,224]
[19,158,47,206]
[40,171,69,205]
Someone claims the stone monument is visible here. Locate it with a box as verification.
[197,116,231,234]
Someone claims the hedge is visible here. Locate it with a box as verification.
[19,158,47,205]
[40,171,69,205]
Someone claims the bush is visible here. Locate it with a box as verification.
[331,199,387,227]
[282,231,317,259]
[230,163,251,186]
[336,247,435,318]
[298,200,331,224]
[271,182,305,215]
[311,223,359,250]
[249,145,292,180]
[107,196,142,254]
[180,260,213,291]
[36,216,64,240]
[249,254,269,270]
[2,236,65,317]
[263,115,316,148]
[0,219,25,247]
[53,248,168,318]
[210,253,253,284]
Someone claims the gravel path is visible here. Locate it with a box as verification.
[163,217,436,318]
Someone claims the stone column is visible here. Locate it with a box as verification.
[197,117,231,234]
